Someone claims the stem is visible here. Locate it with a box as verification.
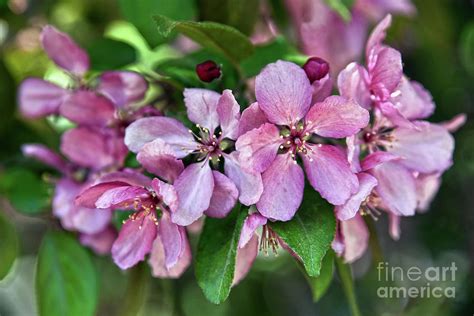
[119,262,150,316]
[335,257,362,316]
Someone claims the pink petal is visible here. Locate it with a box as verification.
[205,171,238,218]
[97,170,151,187]
[335,173,377,221]
[392,77,435,121]
[257,154,305,221]
[238,102,269,137]
[223,152,263,206]
[346,136,362,173]
[361,151,400,171]
[112,213,157,270]
[378,101,417,129]
[371,161,416,216]
[125,117,196,156]
[95,185,149,209]
[41,25,89,75]
[233,234,259,286]
[151,178,178,213]
[365,14,392,58]
[22,144,68,173]
[148,227,191,278]
[235,123,282,173]
[238,213,267,248]
[137,139,184,183]
[53,178,82,219]
[158,212,183,269]
[172,162,214,226]
[305,96,369,138]
[386,121,454,173]
[216,90,240,139]
[60,127,125,170]
[255,60,312,126]
[76,181,131,209]
[369,47,403,100]
[340,214,369,263]
[337,63,371,109]
[97,71,148,108]
[183,88,221,133]
[302,144,359,205]
[416,173,441,213]
[68,206,112,235]
[18,78,67,118]
[311,74,333,104]
[80,227,117,255]
[60,90,115,126]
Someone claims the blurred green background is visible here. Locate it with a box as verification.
[0,0,473,315]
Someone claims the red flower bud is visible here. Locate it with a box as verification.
[302,57,330,84]
[196,60,221,83]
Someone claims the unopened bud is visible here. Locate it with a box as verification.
[302,57,330,83]
[196,60,221,83]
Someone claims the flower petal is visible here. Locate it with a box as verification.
[158,212,183,269]
[257,154,304,221]
[337,63,371,109]
[41,25,89,75]
[255,60,312,125]
[233,234,259,286]
[61,127,126,170]
[387,121,454,173]
[235,123,282,173]
[361,151,400,171]
[335,173,377,221]
[365,14,392,58]
[205,171,238,218]
[238,102,268,137]
[441,113,466,133]
[223,152,263,206]
[137,139,184,183]
[18,78,67,118]
[392,77,434,120]
[97,169,151,187]
[388,214,400,240]
[305,96,369,138]
[112,213,157,270]
[95,185,149,209]
[371,161,416,216]
[60,90,115,126]
[340,214,369,263]
[239,213,267,248]
[378,101,417,129]
[22,144,68,173]
[151,178,178,213]
[183,88,221,132]
[149,226,191,278]
[369,47,403,99]
[75,181,131,209]
[97,71,148,108]
[216,90,240,139]
[303,144,359,205]
[172,162,214,226]
[125,117,196,156]
[416,173,441,213]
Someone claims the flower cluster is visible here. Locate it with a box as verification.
[19,15,463,284]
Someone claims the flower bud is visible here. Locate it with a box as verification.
[196,60,221,83]
[302,57,330,84]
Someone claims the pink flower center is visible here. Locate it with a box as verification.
[361,127,395,153]
[279,122,316,162]
[188,124,224,162]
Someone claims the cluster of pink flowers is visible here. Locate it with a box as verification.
[19,14,463,282]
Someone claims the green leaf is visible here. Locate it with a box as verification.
[0,168,50,215]
[240,36,298,77]
[335,257,361,316]
[0,211,19,280]
[118,0,196,47]
[119,263,150,316]
[460,22,474,76]
[269,188,336,277]
[87,38,137,70]
[324,0,354,21]
[36,231,98,316]
[195,205,247,304]
[310,250,335,301]
[197,0,259,35]
[154,15,254,65]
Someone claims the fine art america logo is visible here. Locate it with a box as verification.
[376,262,457,298]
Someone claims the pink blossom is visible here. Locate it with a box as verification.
[18,25,148,123]
[125,89,263,226]
[76,170,191,275]
[236,60,369,221]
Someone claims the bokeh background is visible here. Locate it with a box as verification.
[0,0,473,315]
